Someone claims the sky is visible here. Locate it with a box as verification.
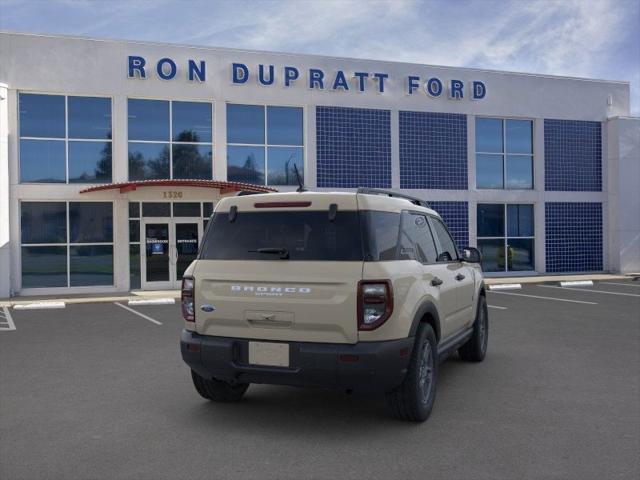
[1,0,639,114]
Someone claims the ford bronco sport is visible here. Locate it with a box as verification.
[180,188,488,422]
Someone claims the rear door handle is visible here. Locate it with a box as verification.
[455,273,465,281]
[431,277,443,287]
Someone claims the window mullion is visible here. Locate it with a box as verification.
[503,204,508,272]
[169,101,173,179]
[264,106,268,185]
[66,201,70,287]
[65,96,69,184]
[502,119,507,189]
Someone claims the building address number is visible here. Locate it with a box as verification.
[163,191,183,199]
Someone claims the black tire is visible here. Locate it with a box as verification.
[191,370,249,402]
[459,295,489,362]
[385,324,438,422]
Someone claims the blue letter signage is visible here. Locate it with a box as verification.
[127,56,487,100]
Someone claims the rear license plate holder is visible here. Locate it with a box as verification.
[248,341,290,367]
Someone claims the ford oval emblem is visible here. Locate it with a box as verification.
[200,304,215,312]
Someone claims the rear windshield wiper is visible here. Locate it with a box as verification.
[248,247,290,259]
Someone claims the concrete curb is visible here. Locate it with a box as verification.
[14,302,66,310]
[0,292,180,308]
[484,274,633,285]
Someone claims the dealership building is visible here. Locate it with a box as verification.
[0,31,638,297]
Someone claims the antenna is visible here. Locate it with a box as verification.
[293,164,307,192]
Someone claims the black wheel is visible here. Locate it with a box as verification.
[191,370,249,402]
[459,295,489,362]
[385,324,438,422]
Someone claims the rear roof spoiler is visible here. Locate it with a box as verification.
[356,188,430,208]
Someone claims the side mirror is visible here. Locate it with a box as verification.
[461,247,482,263]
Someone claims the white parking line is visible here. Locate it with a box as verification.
[488,305,508,310]
[489,291,598,305]
[0,306,16,331]
[601,282,640,288]
[539,285,640,298]
[114,302,163,325]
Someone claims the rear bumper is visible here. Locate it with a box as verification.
[181,329,414,392]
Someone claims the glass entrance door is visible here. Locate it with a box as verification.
[174,221,201,288]
[143,222,172,289]
[141,219,202,290]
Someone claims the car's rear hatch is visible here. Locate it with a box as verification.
[193,193,363,344]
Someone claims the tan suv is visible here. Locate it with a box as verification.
[180,188,488,422]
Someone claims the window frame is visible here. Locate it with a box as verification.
[127,98,214,181]
[226,102,306,186]
[476,202,536,272]
[18,92,114,184]
[475,116,534,190]
[19,200,115,289]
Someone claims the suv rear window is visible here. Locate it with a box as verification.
[199,211,363,261]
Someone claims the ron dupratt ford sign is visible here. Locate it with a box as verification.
[127,56,487,100]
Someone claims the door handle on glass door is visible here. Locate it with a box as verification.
[455,273,465,281]
[431,277,443,287]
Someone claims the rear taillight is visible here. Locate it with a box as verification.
[357,280,393,331]
[181,277,195,322]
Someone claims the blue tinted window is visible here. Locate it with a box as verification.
[477,204,504,237]
[476,154,503,189]
[476,118,503,153]
[21,202,67,244]
[172,102,212,143]
[128,142,170,180]
[130,244,141,289]
[173,203,201,217]
[227,104,264,144]
[130,220,140,242]
[203,202,214,218]
[128,99,169,141]
[506,155,533,189]
[19,93,65,138]
[68,96,112,139]
[21,246,68,288]
[129,202,140,218]
[68,141,112,183]
[267,106,303,145]
[477,239,504,272]
[507,238,534,271]
[172,144,212,179]
[69,202,113,243]
[507,205,534,237]
[267,147,303,185]
[142,203,171,217]
[70,245,114,286]
[506,120,532,154]
[227,145,265,184]
[20,139,66,183]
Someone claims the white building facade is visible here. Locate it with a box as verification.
[0,32,638,297]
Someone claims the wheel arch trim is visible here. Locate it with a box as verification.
[409,301,442,341]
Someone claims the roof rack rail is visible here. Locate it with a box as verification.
[235,190,267,196]
[356,188,430,208]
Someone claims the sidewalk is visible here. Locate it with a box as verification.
[1,273,637,307]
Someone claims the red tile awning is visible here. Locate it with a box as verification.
[79,179,277,195]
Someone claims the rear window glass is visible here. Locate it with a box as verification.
[199,211,363,261]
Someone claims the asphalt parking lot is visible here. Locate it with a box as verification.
[1,280,639,480]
